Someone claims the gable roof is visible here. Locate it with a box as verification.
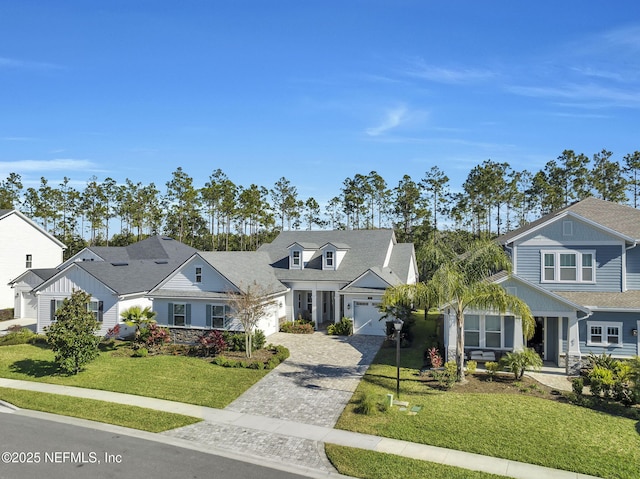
[498,197,640,244]
[0,209,66,249]
[258,229,412,282]
[197,251,288,294]
[35,236,197,296]
[8,268,59,286]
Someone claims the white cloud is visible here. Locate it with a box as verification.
[366,106,409,136]
[405,58,496,84]
[0,57,61,71]
[0,159,97,176]
[508,82,640,108]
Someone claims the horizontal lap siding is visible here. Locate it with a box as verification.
[579,312,637,358]
[626,246,640,290]
[516,245,622,292]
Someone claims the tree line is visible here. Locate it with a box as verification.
[1,148,639,265]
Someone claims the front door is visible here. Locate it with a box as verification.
[527,316,545,358]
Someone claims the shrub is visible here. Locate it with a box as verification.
[197,330,228,357]
[572,377,584,397]
[327,317,353,336]
[223,331,266,351]
[0,327,35,346]
[427,347,443,369]
[132,347,148,357]
[213,344,289,370]
[139,323,171,352]
[500,348,543,380]
[432,360,457,389]
[280,320,314,334]
[485,361,500,381]
[357,391,377,415]
[466,360,477,375]
[589,365,615,398]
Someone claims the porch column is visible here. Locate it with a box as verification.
[513,316,524,352]
[636,319,640,355]
[311,285,318,329]
[334,292,341,324]
[566,313,581,375]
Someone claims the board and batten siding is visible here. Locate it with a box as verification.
[36,266,117,335]
[515,244,622,292]
[500,278,577,314]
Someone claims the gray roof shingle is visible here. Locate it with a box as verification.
[498,197,640,244]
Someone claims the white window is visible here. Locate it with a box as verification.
[464,313,505,349]
[485,315,502,348]
[325,251,334,268]
[88,300,102,322]
[209,304,227,329]
[464,314,480,347]
[587,321,622,347]
[195,266,202,283]
[51,299,65,321]
[25,254,32,268]
[292,250,301,268]
[541,250,595,283]
[173,303,186,327]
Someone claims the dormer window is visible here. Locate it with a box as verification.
[292,250,301,268]
[326,251,334,267]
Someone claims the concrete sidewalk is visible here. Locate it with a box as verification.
[0,378,600,479]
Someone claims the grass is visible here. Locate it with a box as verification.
[0,342,269,408]
[334,311,640,479]
[325,445,509,479]
[0,387,201,432]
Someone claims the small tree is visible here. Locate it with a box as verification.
[46,290,102,375]
[225,283,276,358]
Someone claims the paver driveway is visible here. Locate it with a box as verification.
[226,332,384,427]
[164,331,384,472]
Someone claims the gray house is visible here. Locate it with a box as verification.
[258,229,418,335]
[443,197,640,373]
[30,236,197,335]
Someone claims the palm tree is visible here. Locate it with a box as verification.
[120,305,157,341]
[383,239,534,382]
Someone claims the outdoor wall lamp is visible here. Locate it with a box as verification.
[632,329,638,337]
[347,303,351,310]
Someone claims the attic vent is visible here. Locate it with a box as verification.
[155,260,168,264]
[111,262,129,266]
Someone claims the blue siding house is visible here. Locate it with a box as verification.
[444,197,640,374]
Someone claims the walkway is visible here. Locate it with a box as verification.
[0,378,599,479]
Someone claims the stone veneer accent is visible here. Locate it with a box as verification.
[565,353,582,376]
[169,327,208,344]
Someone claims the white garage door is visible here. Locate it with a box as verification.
[353,301,386,336]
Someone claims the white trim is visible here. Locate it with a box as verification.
[194,265,203,284]
[172,302,187,327]
[540,250,596,284]
[637,319,640,355]
[562,220,573,236]
[463,313,505,349]
[506,211,635,245]
[519,239,625,247]
[586,320,623,347]
[622,245,627,292]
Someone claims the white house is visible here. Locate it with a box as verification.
[1,209,65,312]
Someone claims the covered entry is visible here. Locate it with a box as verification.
[353,300,385,336]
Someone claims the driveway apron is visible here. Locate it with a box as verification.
[164,332,384,472]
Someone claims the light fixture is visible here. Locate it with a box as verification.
[394,318,404,398]
[347,303,351,310]
[633,329,638,337]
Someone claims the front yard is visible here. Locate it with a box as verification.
[0,342,269,408]
[328,312,640,479]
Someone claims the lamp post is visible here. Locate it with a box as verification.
[393,318,403,398]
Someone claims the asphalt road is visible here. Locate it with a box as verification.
[0,413,312,479]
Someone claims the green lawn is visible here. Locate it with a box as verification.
[325,445,509,479]
[0,387,200,432]
[334,312,640,479]
[0,343,268,408]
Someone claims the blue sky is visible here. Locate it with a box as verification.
[1,1,640,206]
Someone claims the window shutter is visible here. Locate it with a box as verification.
[50,299,56,321]
[168,303,174,326]
[206,304,212,328]
[186,304,191,326]
[98,301,104,322]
